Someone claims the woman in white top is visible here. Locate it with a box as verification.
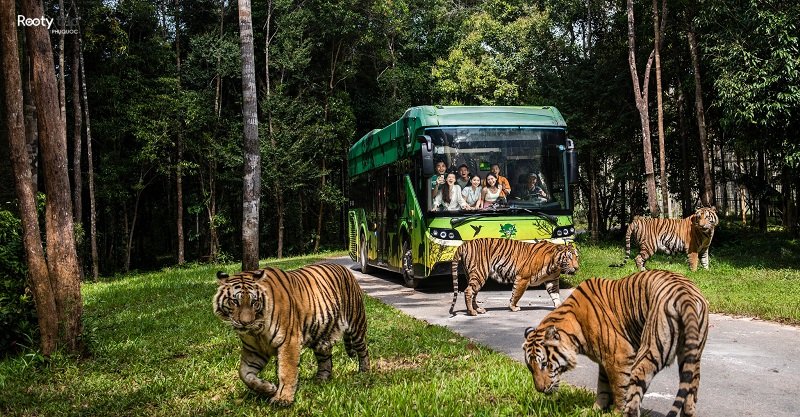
[433,173,468,211]
[461,174,483,210]
[481,173,502,208]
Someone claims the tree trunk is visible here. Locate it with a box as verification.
[757,148,767,231]
[264,0,285,259]
[175,0,185,265]
[686,9,714,207]
[589,151,599,241]
[57,0,66,128]
[125,185,144,272]
[22,0,83,352]
[677,80,692,216]
[78,28,99,280]
[653,0,669,217]
[71,35,82,223]
[1,0,59,356]
[21,34,39,190]
[626,0,659,216]
[238,0,261,271]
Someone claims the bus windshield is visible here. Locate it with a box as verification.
[425,127,569,213]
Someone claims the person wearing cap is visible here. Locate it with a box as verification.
[523,173,547,201]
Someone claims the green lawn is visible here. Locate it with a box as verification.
[0,251,604,417]
[2,224,797,416]
[572,223,800,325]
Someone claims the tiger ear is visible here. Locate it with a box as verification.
[251,269,265,280]
[216,271,229,283]
[545,325,560,342]
[524,326,536,338]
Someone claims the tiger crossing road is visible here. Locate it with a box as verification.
[330,257,800,417]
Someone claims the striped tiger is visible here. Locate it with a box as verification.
[522,270,709,417]
[612,207,718,271]
[213,263,369,406]
[449,238,579,316]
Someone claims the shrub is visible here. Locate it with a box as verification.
[0,209,37,357]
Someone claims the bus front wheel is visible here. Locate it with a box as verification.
[359,233,373,274]
[401,241,419,288]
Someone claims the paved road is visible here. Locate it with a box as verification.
[331,257,800,417]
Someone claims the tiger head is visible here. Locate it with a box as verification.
[555,243,579,276]
[213,270,268,333]
[522,325,578,394]
[692,206,718,233]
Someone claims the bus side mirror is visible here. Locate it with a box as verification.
[566,140,578,184]
[418,135,434,176]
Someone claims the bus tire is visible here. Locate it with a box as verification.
[359,232,373,274]
[401,240,419,288]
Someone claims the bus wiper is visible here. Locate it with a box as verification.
[509,207,559,225]
[450,212,501,227]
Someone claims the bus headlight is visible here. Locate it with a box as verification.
[551,225,575,239]
[430,228,462,240]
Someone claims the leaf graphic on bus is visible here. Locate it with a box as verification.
[499,224,517,239]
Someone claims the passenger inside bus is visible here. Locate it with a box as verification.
[430,160,448,199]
[489,163,511,198]
[433,173,468,211]
[455,164,472,189]
[461,174,483,210]
[481,173,503,208]
[520,173,548,202]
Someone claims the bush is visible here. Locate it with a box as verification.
[0,209,37,357]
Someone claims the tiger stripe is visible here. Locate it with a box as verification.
[213,263,369,406]
[449,238,579,316]
[522,270,709,417]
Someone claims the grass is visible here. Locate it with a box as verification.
[0,250,604,417]
[2,221,797,416]
[571,221,800,325]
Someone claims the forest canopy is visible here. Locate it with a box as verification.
[1,0,798,276]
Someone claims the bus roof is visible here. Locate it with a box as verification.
[348,105,566,177]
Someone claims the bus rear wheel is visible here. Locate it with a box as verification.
[401,240,419,288]
[359,233,372,274]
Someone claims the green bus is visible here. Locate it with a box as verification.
[347,105,578,287]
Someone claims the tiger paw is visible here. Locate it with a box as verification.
[509,304,521,312]
[269,395,295,407]
[621,403,640,417]
[476,307,487,314]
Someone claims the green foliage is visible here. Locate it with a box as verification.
[701,0,800,133]
[0,210,37,357]
[432,2,552,105]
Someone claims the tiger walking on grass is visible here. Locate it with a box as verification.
[522,270,709,417]
[612,206,718,271]
[213,263,369,406]
[449,238,579,316]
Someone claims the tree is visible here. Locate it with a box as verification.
[685,0,714,207]
[1,0,59,356]
[652,0,669,216]
[700,0,800,231]
[22,0,84,352]
[626,0,659,216]
[74,1,98,280]
[174,0,185,265]
[238,0,261,270]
